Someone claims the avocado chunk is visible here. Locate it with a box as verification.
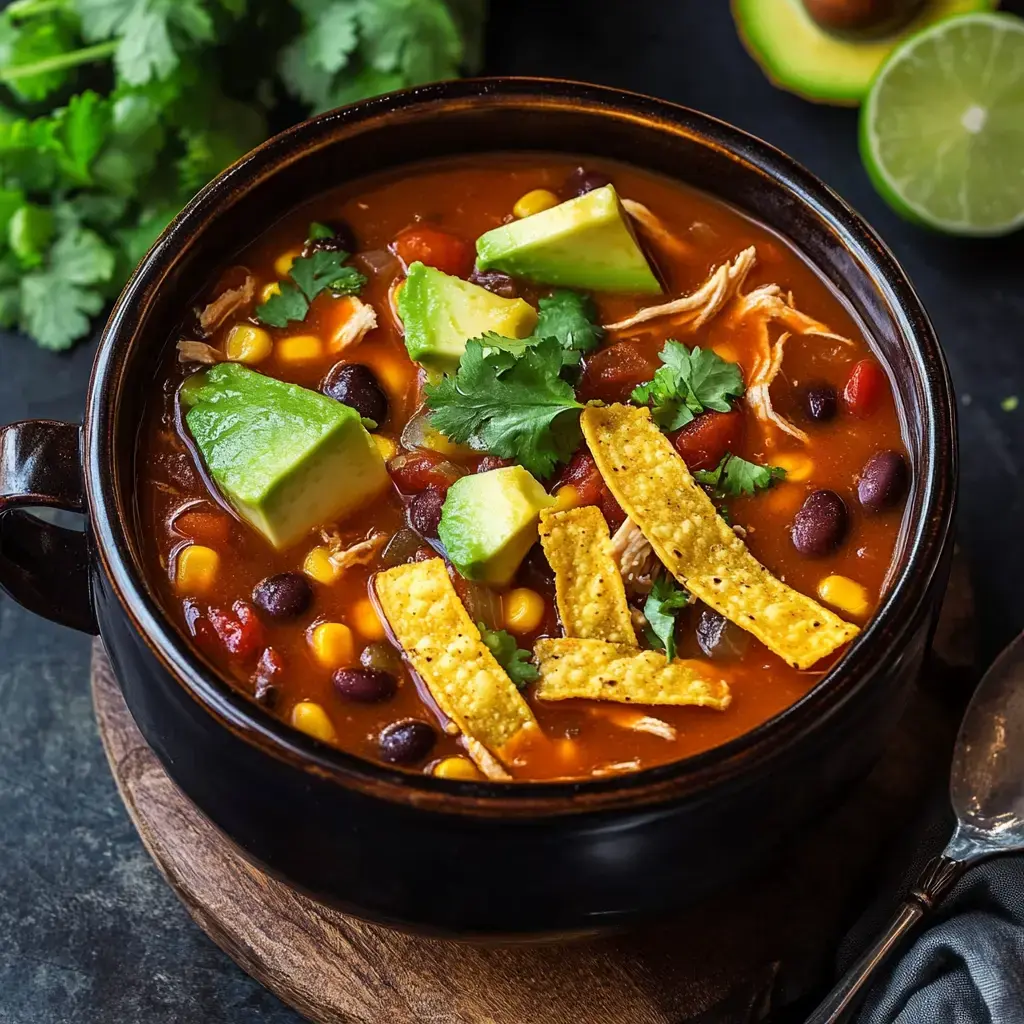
[398,262,538,375]
[475,184,661,295]
[734,0,996,105]
[438,466,554,587]
[180,363,389,549]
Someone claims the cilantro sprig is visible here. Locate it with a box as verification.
[478,622,539,689]
[0,0,486,350]
[694,453,786,498]
[631,341,745,430]
[256,245,366,328]
[426,337,583,478]
[643,576,690,660]
[530,289,603,368]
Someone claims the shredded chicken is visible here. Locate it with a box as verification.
[176,339,224,364]
[330,296,378,353]
[321,529,389,574]
[463,736,512,781]
[603,245,756,334]
[726,284,853,444]
[629,716,678,741]
[622,198,696,262]
[595,705,678,742]
[592,759,642,777]
[610,517,658,596]
[197,273,255,335]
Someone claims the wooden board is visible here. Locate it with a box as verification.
[90,554,974,1024]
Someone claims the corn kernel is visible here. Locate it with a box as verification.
[551,484,583,512]
[310,622,355,668]
[303,546,339,585]
[372,434,397,460]
[260,281,281,303]
[773,452,814,483]
[273,249,300,277]
[225,324,273,365]
[764,482,805,516]
[433,756,482,780]
[291,701,337,743]
[504,588,545,634]
[817,575,870,619]
[277,334,323,364]
[369,351,412,403]
[513,189,560,219]
[350,598,386,641]
[711,343,739,364]
[175,544,219,595]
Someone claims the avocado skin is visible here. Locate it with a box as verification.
[438,466,554,587]
[181,363,388,549]
[475,185,661,295]
[398,262,537,375]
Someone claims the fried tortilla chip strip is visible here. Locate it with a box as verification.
[375,559,537,762]
[539,506,635,644]
[534,638,731,708]
[581,404,858,669]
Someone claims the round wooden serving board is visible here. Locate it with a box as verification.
[90,557,974,1024]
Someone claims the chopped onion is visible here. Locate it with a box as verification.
[381,528,426,567]
[356,249,399,275]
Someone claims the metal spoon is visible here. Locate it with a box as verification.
[807,630,1024,1023]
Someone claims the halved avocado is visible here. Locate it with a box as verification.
[733,0,999,105]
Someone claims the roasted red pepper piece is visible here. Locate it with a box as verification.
[393,226,474,278]
[670,409,745,472]
[842,359,885,418]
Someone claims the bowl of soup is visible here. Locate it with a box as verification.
[0,79,955,937]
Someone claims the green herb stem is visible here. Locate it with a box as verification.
[0,41,118,82]
[6,0,70,20]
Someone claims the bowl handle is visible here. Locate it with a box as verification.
[0,420,98,634]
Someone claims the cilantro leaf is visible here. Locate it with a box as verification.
[303,1,360,74]
[307,220,335,241]
[694,453,786,498]
[478,622,539,689]
[643,575,690,661]
[256,249,366,326]
[425,337,583,478]
[0,11,79,102]
[528,289,603,368]
[631,342,744,431]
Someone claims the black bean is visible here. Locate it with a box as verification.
[360,642,403,675]
[805,384,838,423]
[378,719,436,765]
[252,572,312,620]
[304,219,357,255]
[333,667,397,703]
[857,450,908,513]
[468,268,519,298]
[563,166,612,198]
[695,607,750,661]
[791,489,849,557]
[321,363,388,425]
[406,488,445,539]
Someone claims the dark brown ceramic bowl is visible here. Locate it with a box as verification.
[0,78,956,938]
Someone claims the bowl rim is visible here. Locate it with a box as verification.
[83,76,957,815]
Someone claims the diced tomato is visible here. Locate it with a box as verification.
[475,455,514,473]
[393,226,473,278]
[578,342,660,405]
[208,601,266,660]
[843,359,885,418]
[557,448,604,506]
[670,409,744,472]
[387,451,464,494]
[598,486,626,531]
[174,509,232,546]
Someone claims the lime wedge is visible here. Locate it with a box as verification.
[861,12,1024,235]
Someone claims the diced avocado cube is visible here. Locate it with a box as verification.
[397,261,538,375]
[475,184,662,295]
[180,363,389,549]
[438,466,554,587]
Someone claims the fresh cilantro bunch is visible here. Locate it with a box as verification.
[425,287,603,477]
[643,575,690,660]
[0,0,485,351]
[694,453,786,498]
[478,622,539,689]
[631,341,745,430]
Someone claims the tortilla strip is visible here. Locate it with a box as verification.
[374,559,537,762]
[581,404,858,669]
[534,638,730,708]
[539,506,635,644]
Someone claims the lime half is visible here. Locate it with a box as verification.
[861,12,1024,235]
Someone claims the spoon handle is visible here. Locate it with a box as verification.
[805,855,966,1024]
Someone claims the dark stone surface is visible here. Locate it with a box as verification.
[1,2,1023,1021]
